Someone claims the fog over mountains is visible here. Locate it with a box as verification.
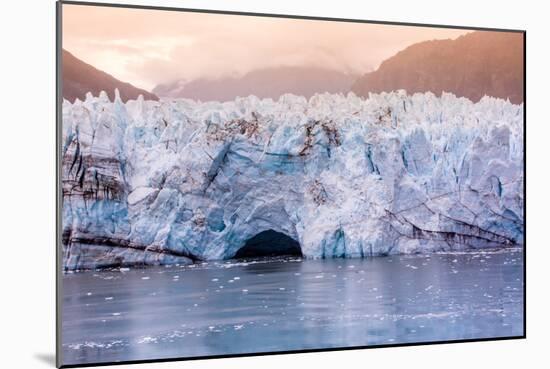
[62,50,158,103]
[63,31,523,105]
[351,31,524,104]
[152,66,357,101]
[153,31,523,104]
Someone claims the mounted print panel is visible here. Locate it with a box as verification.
[57,1,525,367]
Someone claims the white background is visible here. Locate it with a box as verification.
[0,0,547,368]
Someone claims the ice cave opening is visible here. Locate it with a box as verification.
[233,230,303,259]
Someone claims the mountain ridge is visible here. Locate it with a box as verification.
[62,49,158,103]
[153,66,357,101]
[351,31,524,104]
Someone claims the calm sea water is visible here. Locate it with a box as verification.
[61,249,524,366]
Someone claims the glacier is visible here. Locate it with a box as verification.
[61,90,524,270]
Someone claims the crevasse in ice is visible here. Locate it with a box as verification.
[61,89,524,269]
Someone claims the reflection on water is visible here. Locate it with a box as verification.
[62,249,524,366]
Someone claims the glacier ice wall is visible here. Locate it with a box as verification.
[61,90,524,270]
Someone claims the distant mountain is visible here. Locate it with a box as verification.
[153,66,357,101]
[62,49,158,103]
[351,31,524,104]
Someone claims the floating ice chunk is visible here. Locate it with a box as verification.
[138,336,157,344]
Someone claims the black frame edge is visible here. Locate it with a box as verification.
[55,1,527,367]
[58,0,526,33]
[59,335,526,369]
[522,30,527,339]
[56,1,63,367]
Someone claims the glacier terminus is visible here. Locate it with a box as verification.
[61,90,524,270]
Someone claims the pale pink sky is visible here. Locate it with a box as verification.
[62,4,469,90]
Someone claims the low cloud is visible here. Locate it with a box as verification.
[63,4,468,90]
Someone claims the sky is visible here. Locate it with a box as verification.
[62,4,469,91]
